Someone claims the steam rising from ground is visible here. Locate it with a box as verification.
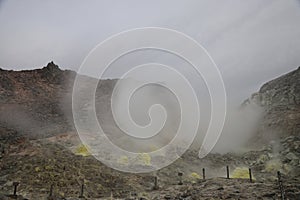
[95,77,264,155]
[0,73,264,156]
[213,103,263,153]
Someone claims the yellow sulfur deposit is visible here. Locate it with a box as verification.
[35,166,41,172]
[188,172,201,183]
[75,144,91,156]
[44,165,53,170]
[118,156,129,165]
[231,167,256,180]
[137,153,151,166]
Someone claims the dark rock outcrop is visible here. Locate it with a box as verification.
[243,67,300,142]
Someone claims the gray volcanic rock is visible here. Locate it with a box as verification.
[243,67,300,142]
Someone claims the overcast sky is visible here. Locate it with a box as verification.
[0,0,300,104]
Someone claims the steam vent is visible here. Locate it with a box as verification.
[0,63,299,199]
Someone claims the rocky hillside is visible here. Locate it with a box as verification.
[0,62,74,139]
[0,63,299,199]
[0,62,117,139]
[1,62,299,144]
[243,67,300,142]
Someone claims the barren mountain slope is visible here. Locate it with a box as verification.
[0,63,299,199]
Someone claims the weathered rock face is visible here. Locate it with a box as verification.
[0,62,117,139]
[0,62,74,138]
[243,67,300,142]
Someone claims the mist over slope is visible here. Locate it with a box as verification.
[0,62,300,199]
[0,62,75,138]
[0,62,299,148]
[242,67,300,143]
[0,62,118,139]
